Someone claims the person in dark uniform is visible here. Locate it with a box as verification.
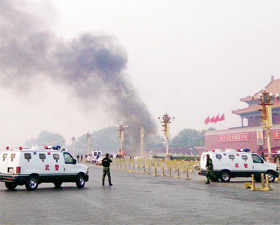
[206,154,214,184]
[102,153,113,186]
[77,154,80,163]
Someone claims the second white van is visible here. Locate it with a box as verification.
[199,149,279,182]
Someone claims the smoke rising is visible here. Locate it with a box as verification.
[0,0,157,152]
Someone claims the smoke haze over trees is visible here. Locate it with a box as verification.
[0,0,156,152]
[69,127,164,154]
[23,127,204,155]
[24,131,65,147]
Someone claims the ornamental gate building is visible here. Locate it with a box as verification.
[204,76,280,156]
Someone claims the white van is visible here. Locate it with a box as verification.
[199,149,279,182]
[0,146,89,191]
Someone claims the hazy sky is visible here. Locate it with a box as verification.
[1,0,280,146]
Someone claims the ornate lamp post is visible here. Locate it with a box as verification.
[158,114,175,156]
[255,90,274,161]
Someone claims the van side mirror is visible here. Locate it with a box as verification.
[73,159,77,164]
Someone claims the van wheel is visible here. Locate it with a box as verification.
[265,172,276,183]
[5,182,17,190]
[76,174,86,189]
[220,171,231,182]
[25,176,39,191]
[54,181,62,189]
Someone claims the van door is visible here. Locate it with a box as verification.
[63,152,77,181]
[52,153,62,173]
[23,152,32,174]
[0,152,8,173]
[238,153,253,177]
[251,154,265,172]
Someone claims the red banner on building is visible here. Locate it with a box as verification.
[218,133,248,143]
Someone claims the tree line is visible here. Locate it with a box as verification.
[24,127,215,154]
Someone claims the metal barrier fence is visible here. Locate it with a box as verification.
[112,158,199,180]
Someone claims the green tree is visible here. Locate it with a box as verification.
[170,129,204,148]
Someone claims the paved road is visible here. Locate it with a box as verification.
[0,166,280,225]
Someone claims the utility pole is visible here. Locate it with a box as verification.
[158,114,175,156]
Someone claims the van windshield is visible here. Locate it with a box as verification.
[252,154,263,163]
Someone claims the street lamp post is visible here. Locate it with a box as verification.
[255,90,274,162]
[71,136,76,155]
[158,114,175,156]
[140,127,144,157]
[86,133,91,153]
[119,124,128,153]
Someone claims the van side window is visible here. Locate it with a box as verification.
[24,153,32,162]
[53,154,60,162]
[2,153,7,162]
[216,154,222,160]
[229,155,235,160]
[10,153,16,162]
[63,153,74,164]
[252,154,263,163]
[39,153,46,162]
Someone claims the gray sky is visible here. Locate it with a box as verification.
[0,0,279,146]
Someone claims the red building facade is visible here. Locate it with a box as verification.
[205,76,280,155]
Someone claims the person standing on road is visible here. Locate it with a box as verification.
[206,154,214,184]
[77,154,80,163]
[102,153,113,186]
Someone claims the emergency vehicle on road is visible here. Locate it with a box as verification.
[199,149,279,182]
[0,146,89,191]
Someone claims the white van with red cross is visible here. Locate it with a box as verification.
[199,149,279,182]
[0,146,89,191]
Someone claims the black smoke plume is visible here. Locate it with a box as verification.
[0,0,157,152]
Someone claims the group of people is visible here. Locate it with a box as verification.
[76,154,85,162]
